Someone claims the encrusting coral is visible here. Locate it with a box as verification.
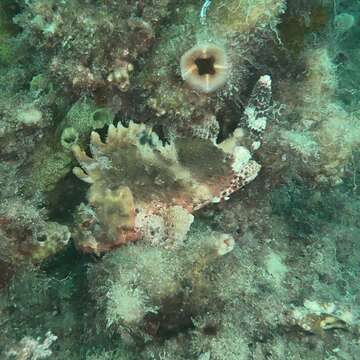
[4,1,360,359]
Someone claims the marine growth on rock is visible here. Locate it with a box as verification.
[2,1,360,359]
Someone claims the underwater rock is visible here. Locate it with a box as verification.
[208,0,286,35]
[107,59,134,92]
[290,300,353,336]
[3,1,360,358]
[279,48,360,184]
[13,0,169,94]
[0,200,70,264]
[4,331,57,360]
[0,1,18,66]
[89,225,236,342]
[334,13,355,34]
[138,0,284,128]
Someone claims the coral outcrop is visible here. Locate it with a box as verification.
[89,224,236,342]
[2,1,360,359]
[0,200,70,264]
[279,48,360,184]
[208,0,286,35]
[138,1,284,125]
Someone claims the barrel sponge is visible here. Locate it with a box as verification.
[180,43,229,93]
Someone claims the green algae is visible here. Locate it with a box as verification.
[0,1,20,65]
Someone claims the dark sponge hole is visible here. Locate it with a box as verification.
[195,56,216,76]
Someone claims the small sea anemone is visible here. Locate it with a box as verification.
[180,43,229,93]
